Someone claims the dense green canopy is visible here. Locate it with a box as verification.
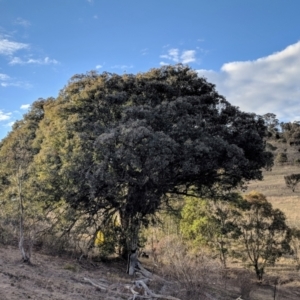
[0,65,273,250]
[30,65,272,226]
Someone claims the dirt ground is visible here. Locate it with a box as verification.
[1,244,300,300]
[0,245,132,300]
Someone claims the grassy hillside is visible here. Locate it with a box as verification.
[246,141,300,227]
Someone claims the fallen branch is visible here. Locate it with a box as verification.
[136,261,153,278]
[83,277,107,291]
[84,276,182,300]
[134,279,181,300]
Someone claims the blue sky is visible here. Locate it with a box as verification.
[1,0,300,139]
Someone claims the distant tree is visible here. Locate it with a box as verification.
[280,121,300,145]
[275,152,288,165]
[262,113,279,139]
[239,192,290,281]
[284,174,300,192]
[33,65,273,273]
[290,228,300,270]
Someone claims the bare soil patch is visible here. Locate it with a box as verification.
[0,245,130,300]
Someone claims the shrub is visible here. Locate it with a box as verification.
[159,236,222,300]
[275,152,288,164]
[266,143,277,151]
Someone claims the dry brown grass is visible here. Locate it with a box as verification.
[245,164,300,227]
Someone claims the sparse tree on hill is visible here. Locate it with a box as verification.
[239,192,290,281]
[284,174,300,192]
[262,113,279,139]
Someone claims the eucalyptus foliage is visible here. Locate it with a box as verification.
[1,65,273,257]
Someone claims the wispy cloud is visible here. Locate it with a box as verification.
[197,41,300,121]
[95,64,102,69]
[0,111,11,121]
[9,56,59,65]
[14,18,31,27]
[1,81,32,88]
[0,38,29,56]
[0,73,10,81]
[0,73,16,87]
[20,104,30,110]
[0,74,32,88]
[141,48,148,56]
[111,65,133,69]
[160,48,196,65]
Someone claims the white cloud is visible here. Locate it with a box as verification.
[197,41,300,121]
[20,104,30,110]
[181,50,196,64]
[14,18,31,27]
[8,57,22,64]
[9,56,59,65]
[0,111,11,121]
[95,64,102,69]
[0,38,29,56]
[160,48,196,65]
[5,121,15,127]
[160,48,179,63]
[0,80,32,89]
[0,73,10,81]
[0,73,14,87]
[93,15,98,19]
[159,62,168,66]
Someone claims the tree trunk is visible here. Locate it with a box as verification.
[126,221,140,275]
[254,262,264,281]
[119,210,141,275]
[18,172,31,263]
[127,248,139,275]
